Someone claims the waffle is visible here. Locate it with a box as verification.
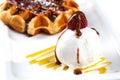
[0,0,79,35]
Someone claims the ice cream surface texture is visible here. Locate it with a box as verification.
[55,27,102,68]
[55,11,102,69]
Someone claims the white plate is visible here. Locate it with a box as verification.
[0,0,120,80]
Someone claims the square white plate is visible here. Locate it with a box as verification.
[0,0,120,80]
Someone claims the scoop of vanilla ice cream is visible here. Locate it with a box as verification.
[55,27,102,68]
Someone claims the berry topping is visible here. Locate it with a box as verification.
[68,11,87,30]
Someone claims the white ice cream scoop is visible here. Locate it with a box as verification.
[55,11,102,69]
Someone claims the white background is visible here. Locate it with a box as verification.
[0,0,120,80]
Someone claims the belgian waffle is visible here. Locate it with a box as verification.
[0,0,79,35]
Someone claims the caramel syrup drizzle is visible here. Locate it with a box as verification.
[26,46,112,74]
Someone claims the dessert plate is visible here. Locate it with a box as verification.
[0,0,120,80]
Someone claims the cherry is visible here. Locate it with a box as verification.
[68,11,87,30]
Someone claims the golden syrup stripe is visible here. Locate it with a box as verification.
[29,50,55,64]
[29,56,55,65]
[52,65,61,70]
[34,49,55,60]
[99,67,107,74]
[38,56,55,65]
[29,59,37,64]
[45,62,56,68]
[99,62,112,67]
[81,57,106,70]
[63,66,69,71]
[26,46,55,58]
[85,67,106,74]
[29,49,55,64]
[38,59,54,65]
[87,61,112,71]
[102,62,112,65]
[84,61,112,73]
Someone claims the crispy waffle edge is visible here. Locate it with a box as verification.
[0,0,79,35]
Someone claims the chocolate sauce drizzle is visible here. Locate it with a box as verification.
[74,12,83,37]
[75,21,82,38]
[91,28,100,35]
[8,0,65,21]
[74,68,82,75]
[76,48,80,64]
[55,49,61,65]
[67,11,84,37]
